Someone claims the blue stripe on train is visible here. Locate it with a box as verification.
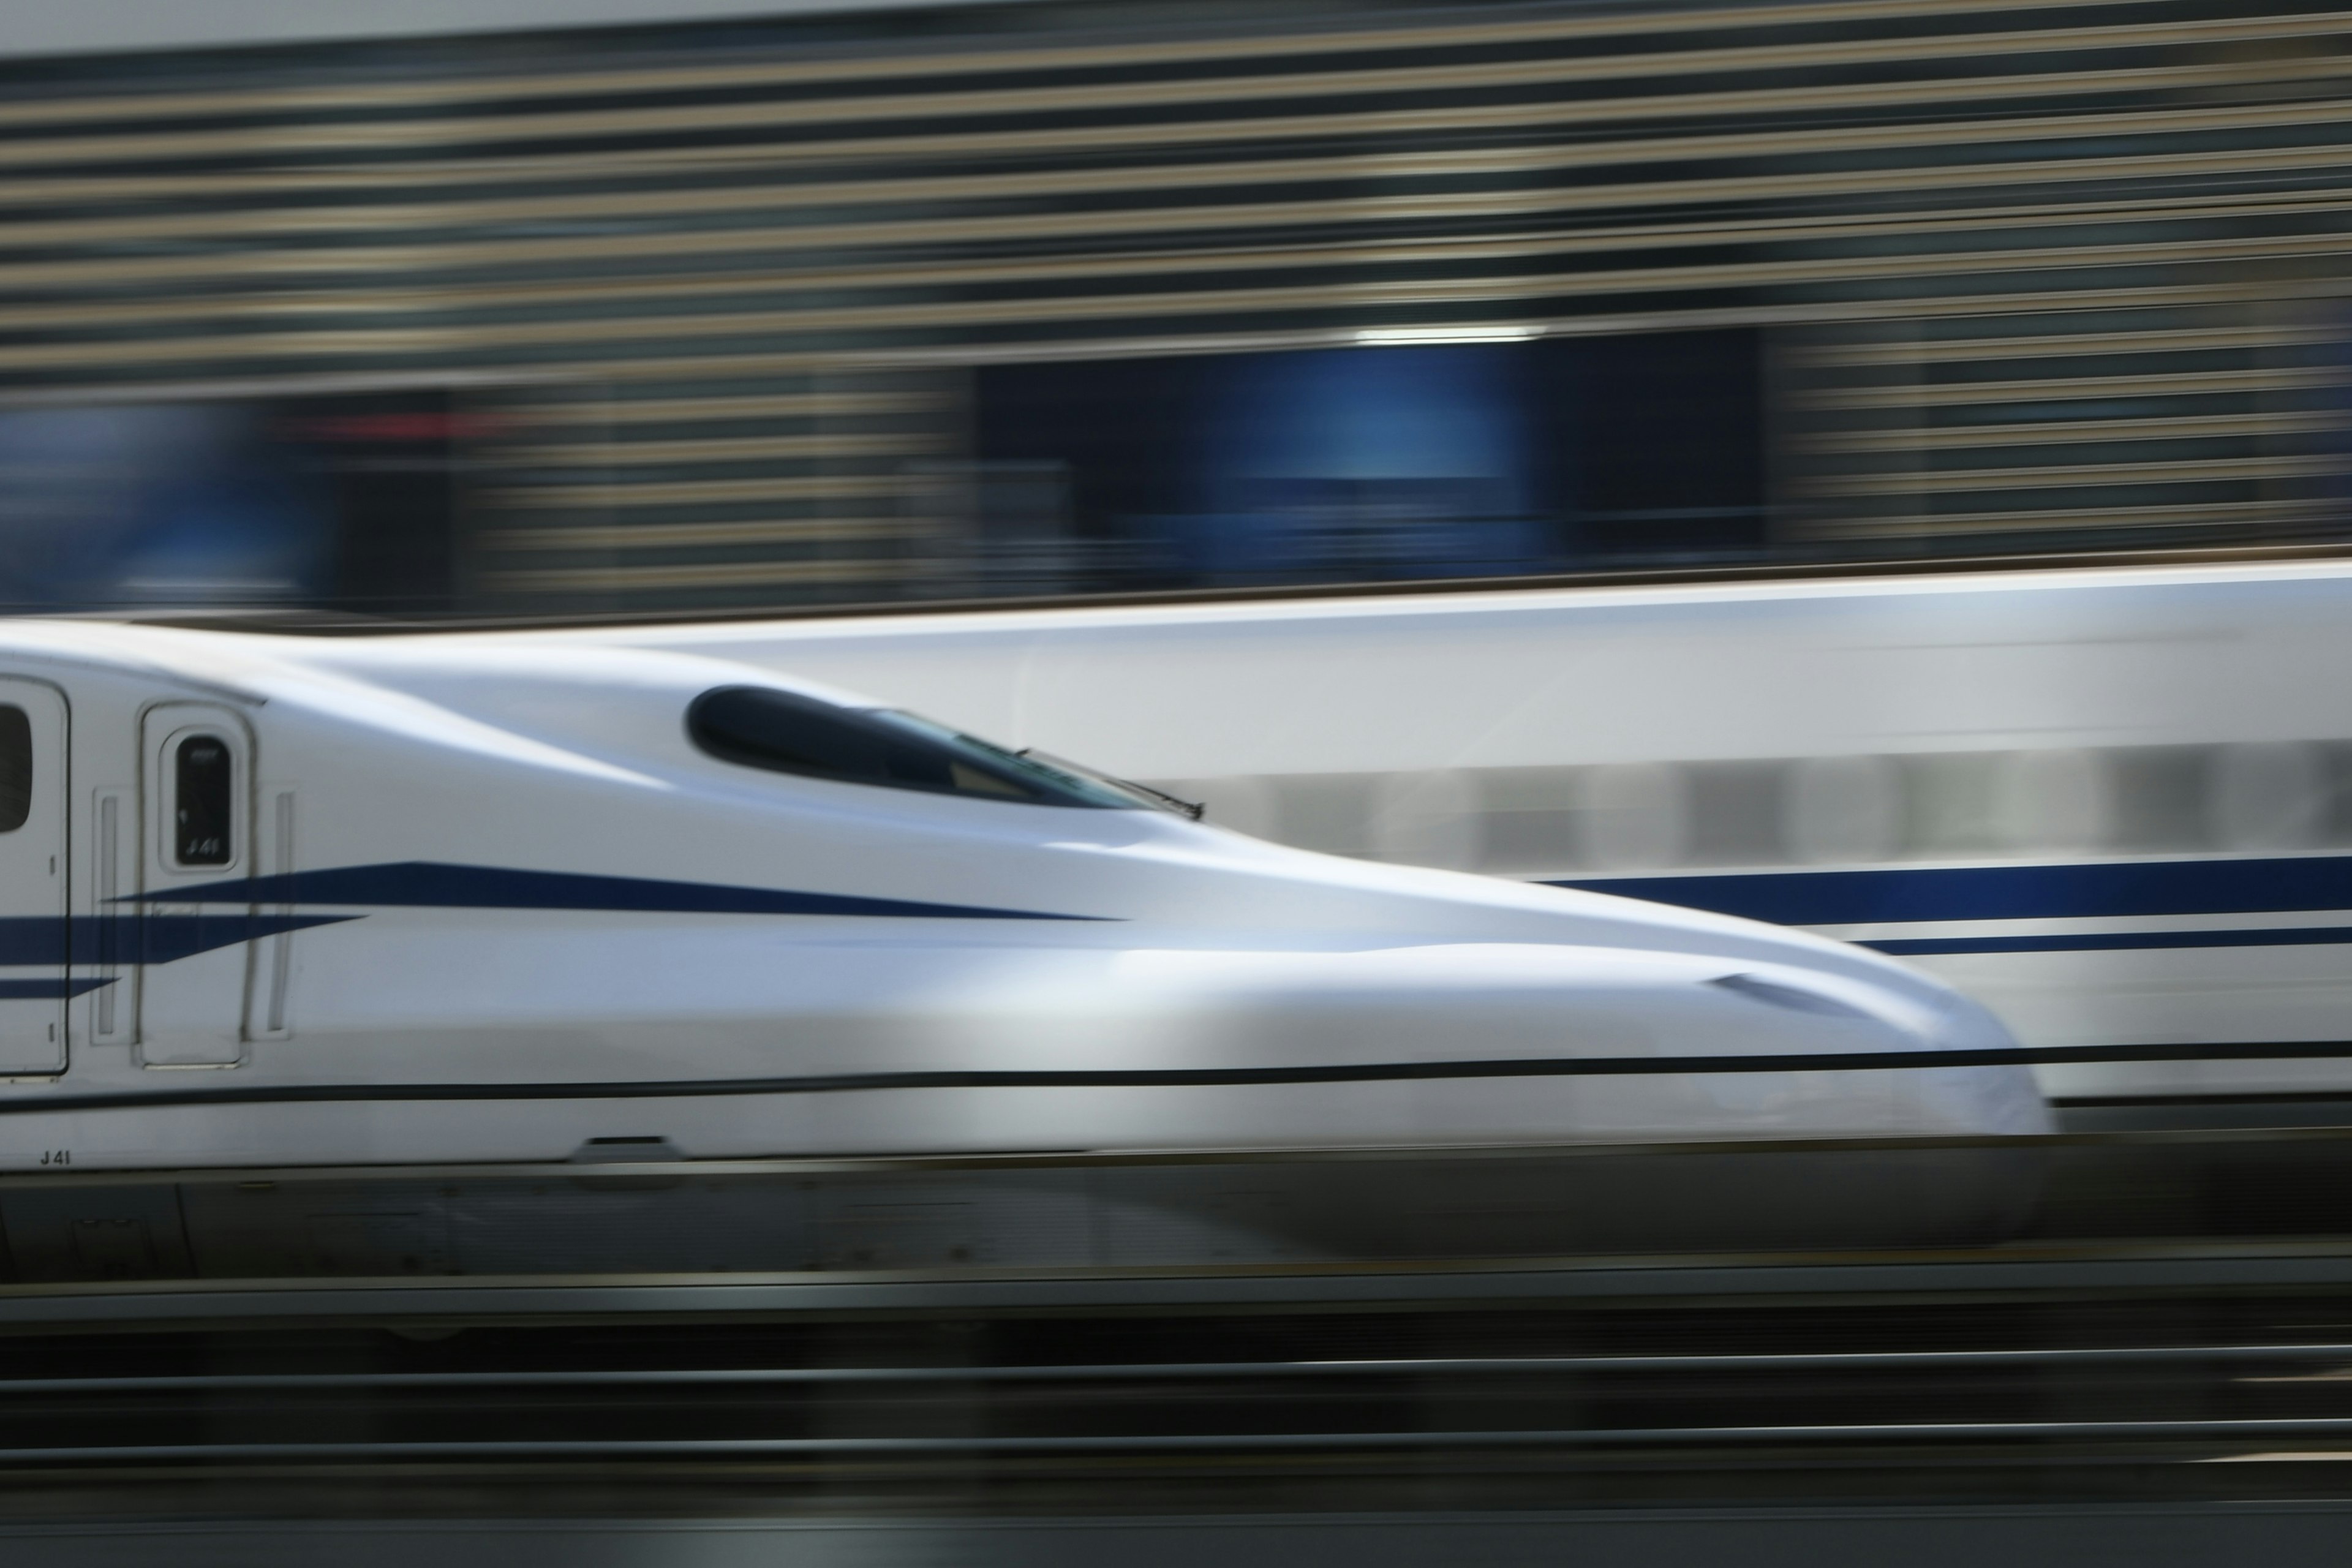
[0,912,356,968]
[0,861,1100,976]
[1555,855,2352,927]
[1555,856,2352,955]
[0,977,113,998]
[1866,925,2352,956]
[135,861,1104,922]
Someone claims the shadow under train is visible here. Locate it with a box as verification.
[0,1139,2048,1285]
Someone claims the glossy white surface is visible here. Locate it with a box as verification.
[0,620,2045,1170]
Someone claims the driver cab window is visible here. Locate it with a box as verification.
[686,686,1145,809]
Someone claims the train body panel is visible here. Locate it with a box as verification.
[573,561,2352,774]
[556,558,2352,1107]
[0,620,2043,1175]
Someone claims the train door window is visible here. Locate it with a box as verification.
[172,733,234,867]
[139,705,254,1068]
[0,705,30,833]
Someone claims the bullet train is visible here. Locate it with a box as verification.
[564,554,2352,1117]
[0,619,2045,1180]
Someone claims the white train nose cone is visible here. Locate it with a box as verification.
[955,941,2056,1147]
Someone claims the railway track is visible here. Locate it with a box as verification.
[4,1126,2352,1522]
[0,1237,2350,1507]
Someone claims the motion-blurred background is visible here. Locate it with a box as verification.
[1,0,2342,617]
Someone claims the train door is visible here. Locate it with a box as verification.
[0,680,67,1076]
[137,704,254,1068]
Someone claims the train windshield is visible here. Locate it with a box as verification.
[688,685,1150,809]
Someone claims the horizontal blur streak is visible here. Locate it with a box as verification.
[0,0,2346,616]
[0,0,994,61]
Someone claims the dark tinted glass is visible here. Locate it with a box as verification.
[687,687,1139,808]
[0,706,29,834]
[173,734,233,865]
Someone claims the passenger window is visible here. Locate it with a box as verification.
[0,706,29,834]
[173,734,233,866]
